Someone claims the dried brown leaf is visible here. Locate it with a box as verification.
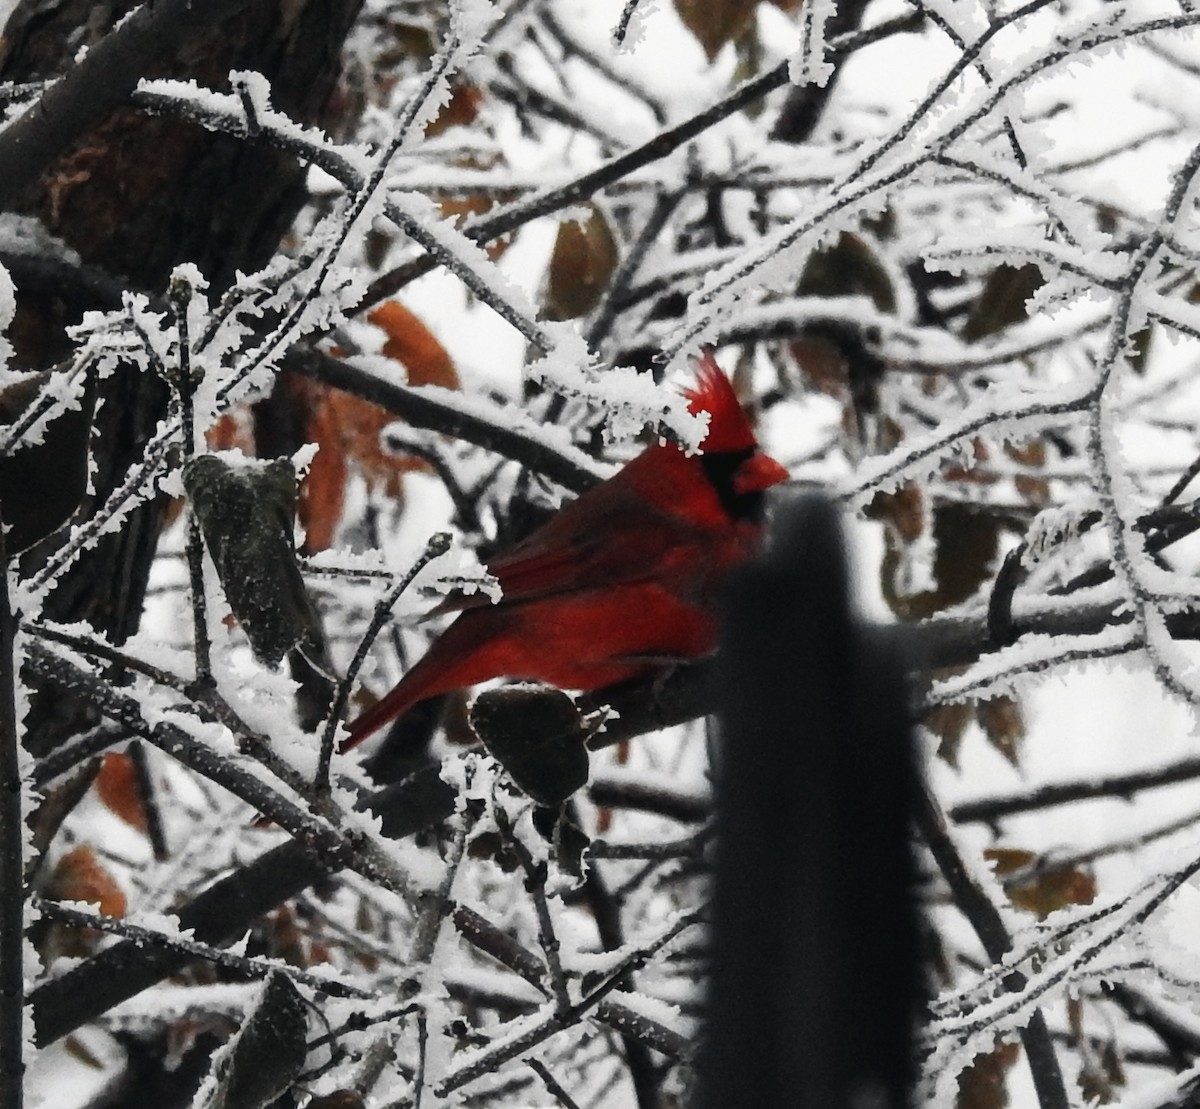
[675,0,758,60]
[298,302,460,551]
[425,83,483,137]
[962,264,1043,342]
[926,701,973,769]
[545,204,619,321]
[94,753,149,833]
[957,1041,1019,1109]
[47,845,126,918]
[986,846,1097,919]
[977,695,1025,768]
[797,231,896,312]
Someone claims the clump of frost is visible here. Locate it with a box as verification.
[789,0,834,87]
[1021,503,1096,568]
[424,544,501,605]
[612,0,660,52]
[528,331,703,449]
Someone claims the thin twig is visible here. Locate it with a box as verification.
[316,532,451,791]
[588,825,712,861]
[497,807,572,1018]
[576,838,660,1109]
[129,740,169,862]
[28,757,688,1062]
[913,0,1029,171]
[168,273,213,688]
[586,187,686,353]
[22,618,313,800]
[214,15,473,407]
[25,641,346,848]
[540,7,665,124]
[434,908,700,1096]
[528,1058,584,1109]
[284,346,604,494]
[950,753,1200,824]
[916,782,1069,1109]
[360,11,924,308]
[612,0,648,47]
[414,1013,428,1109]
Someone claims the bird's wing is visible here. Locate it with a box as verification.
[488,505,683,602]
[426,522,677,614]
[433,446,729,613]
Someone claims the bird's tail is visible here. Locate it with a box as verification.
[338,615,500,752]
[338,678,428,752]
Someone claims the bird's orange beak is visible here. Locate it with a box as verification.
[734,453,789,494]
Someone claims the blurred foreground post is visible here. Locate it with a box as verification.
[699,497,919,1109]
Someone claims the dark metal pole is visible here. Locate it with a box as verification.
[700,496,919,1109]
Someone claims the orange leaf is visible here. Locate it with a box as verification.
[926,701,973,769]
[958,1041,1019,1109]
[94,753,149,833]
[1008,864,1096,920]
[48,845,127,918]
[1013,474,1051,504]
[366,301,458,389]
[869,483,927,544]
[977,696,1025,768]
[206,409,254,453]
[595,740,631,834]
[1006,440,1050,505]
[436,190,512,260]
[297,304,460,551]
[789,335,847,398]
[270,905,308,968]
[298,384,351,553]
[984,847,1036,876]
[425,84,483,138]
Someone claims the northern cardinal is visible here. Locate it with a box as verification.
[341,353,788,750]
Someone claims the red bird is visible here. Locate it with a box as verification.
[341,353,789,750]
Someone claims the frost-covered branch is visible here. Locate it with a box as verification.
[35,899,372,999]
[951,754,1200,824]
[284,345,607,492]
[12,0,1200,1103]
[316,532,451,790]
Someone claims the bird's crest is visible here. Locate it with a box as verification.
[684,351,757,453]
